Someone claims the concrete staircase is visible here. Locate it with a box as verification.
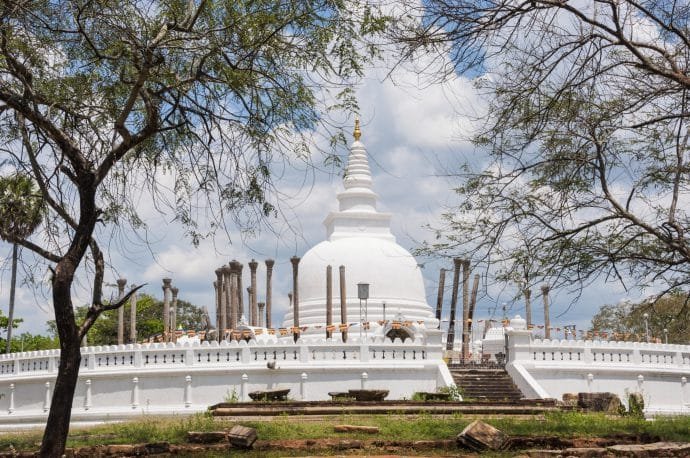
[450,366,524,402]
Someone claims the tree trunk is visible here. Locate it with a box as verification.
[6,243,18,353]
[40,261,81,457]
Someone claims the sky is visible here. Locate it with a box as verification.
[0,49,639,341]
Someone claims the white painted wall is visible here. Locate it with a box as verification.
[506,329,690,415]
[0,330,453,427]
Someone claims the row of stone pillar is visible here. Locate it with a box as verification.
[214,259,275,337]
[290,259,349,343]
[111,278,181,345]
[214,257,353,344]
[434,259,554,359]
[161,278,181,343]
[114,278,144,345]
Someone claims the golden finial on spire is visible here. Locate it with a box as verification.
[353,117,361,142]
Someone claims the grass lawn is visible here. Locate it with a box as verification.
[1,412,690,455]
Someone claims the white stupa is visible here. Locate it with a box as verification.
[283,120,438,328]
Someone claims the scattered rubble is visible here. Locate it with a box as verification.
[456,419,508,451]
[334,424,380,433]
[227,424,257,448]
[577,392,624,413]
[525,441,690,457]
[186,431,227,444]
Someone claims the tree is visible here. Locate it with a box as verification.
[1,331,59,352]
[47,293,206,345]
[0,1,383,454]
[591,291,690,343]
[0,174,44,352]
[403,1,690,302]
[0,309,23,339]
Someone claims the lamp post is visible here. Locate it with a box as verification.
[357,283,369,342]
[664,328,668,344]
[643,313,649,342]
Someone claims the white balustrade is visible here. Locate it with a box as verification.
[506,330,690,415]
[0,336,449,422]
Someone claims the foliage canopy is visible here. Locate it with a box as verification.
[0,0,384,454]
[402,0,690,304]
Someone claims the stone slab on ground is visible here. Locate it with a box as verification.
[348,389,389,401]
[186,430,228,443]
[562,393,578,407]
[227,424,257,448]
[457,420,508,451]
[248,388,290,402]
[607,441,690,456]
[526,448,608,458]
[577,392,623,413]
[105,444,136,455]
[334,424,380,433]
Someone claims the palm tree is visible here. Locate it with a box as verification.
[0,174,44,353]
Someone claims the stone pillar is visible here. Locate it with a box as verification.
[435,268,446,328]
[223,265,233,335]
[258,302,265,327]
[246,287,252,321]
[541,284,551,339]
[447,258,462,351]
[236,261,245,321]
[162,278,172,342]
[229,263,239,331]
[326,265,333,339]
[265,259,274,329]
[462,259,471,361]
[339,265,348,343]
[117,278,127,345]
[524,288,532,329]
[171,287,179,342]
[291,256,300,342]
[468,273,480,342]
[215,268,224,335]
[249,259,258,326]
[130,285,138,343]
[218,264,232,342]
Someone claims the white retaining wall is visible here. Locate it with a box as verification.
[0,331,453,426]
[506,330,690,415]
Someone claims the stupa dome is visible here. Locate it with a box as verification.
[283,120,437,327]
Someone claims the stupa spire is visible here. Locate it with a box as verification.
[353,118,362,142]
[323,118,394,241]
[343,120,373,192]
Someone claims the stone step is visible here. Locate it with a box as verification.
[450,365,524,402]
[208,401,563,417]
[461,389,523,395]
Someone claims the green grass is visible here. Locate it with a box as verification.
[2,412,690,454]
